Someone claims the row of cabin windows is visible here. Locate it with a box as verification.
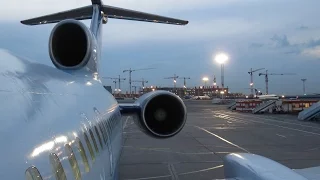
[25,112,119,180]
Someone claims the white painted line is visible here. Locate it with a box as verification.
[194,126,250,153]
[125,175,172,180]
[276,134,287,138]
[123,116,131,130]
[215,113,320,136]
[222,111,320,130]
[168,164,179,180]
[178,165,224,175]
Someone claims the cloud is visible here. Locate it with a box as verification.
[301,46,320,58]
[249,43,264,48]
[270,34,290,47]
[250,33,320,58]
[296,25,308,30]
[306,39,320,48]
[103,17,263,46]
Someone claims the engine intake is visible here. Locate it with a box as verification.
[133,91,187,138]
[49,19,95,70]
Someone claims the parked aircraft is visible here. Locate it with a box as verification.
[257,94,280,100]
[2,0,188,179]
[1,0,320,179]
[192,95,211,100]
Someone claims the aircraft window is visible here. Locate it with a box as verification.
[76,137,90,172]
[65,144,81,180]
[49,153,67,180]
[84,132,95,162]
[25,166,43,180]
[95,126,103,149]
[89,129,99,153]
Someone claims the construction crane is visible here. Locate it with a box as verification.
[123,68,155,96]
[112,80,117,92]
[131,85,139,95]
[164,74,179,93]
[248,68,265,96]
[132,78,149,89]
[178,77,190,88]
[244,88,262,97]
[102,75,126,92]
[301,78,307,95]
[258,70,295,94]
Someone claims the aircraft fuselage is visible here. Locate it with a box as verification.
[0,49,122,179]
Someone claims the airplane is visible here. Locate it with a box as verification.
[1,0,320,179]
[192,95,211,100]
[2,0,188,179]
[257,94,280,100]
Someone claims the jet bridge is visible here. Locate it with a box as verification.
[298,101,320,121]
[252,100,277,114]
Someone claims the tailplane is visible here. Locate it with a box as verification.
[21,1,188,25]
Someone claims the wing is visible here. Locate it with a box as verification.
[21,5,188,25]
[294,166,320,180]
[102,5,188,25]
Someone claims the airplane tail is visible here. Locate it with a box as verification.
[20,0,188,75]
[21,1,188,26]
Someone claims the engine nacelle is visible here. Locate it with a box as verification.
[133,91,187,138]
[49,19,97,70]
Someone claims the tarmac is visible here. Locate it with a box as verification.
[119,100,320,180]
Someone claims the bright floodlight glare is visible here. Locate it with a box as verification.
[202,77,209,81]
[214,53,229,64]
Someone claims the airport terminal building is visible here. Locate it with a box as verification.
[142,86,229,97]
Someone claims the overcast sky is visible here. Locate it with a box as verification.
[0,0,320,95]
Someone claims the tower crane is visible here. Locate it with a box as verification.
[102,75,126,92]
[213,75,217,87]
[258,70,295,94]
[164,74,179,92]
[178,77,190,88]
[301,79,307,95]
[123,68,155,96]
[131,85,139,95]
[132,78,149,89]
[248,68,265,96]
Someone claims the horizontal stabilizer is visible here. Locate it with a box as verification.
[21,5,93,25]
[102,5,188,25]
[21,5,188,25]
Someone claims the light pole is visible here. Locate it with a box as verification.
[214,53,228,98]
[214,53,229,98]
[202,77,209,87]
[301,79,307,95]
[214,53,228,88]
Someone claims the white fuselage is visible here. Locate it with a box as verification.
[192,95,210,100]
[0,49,122,179]
[257,94,279,100]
